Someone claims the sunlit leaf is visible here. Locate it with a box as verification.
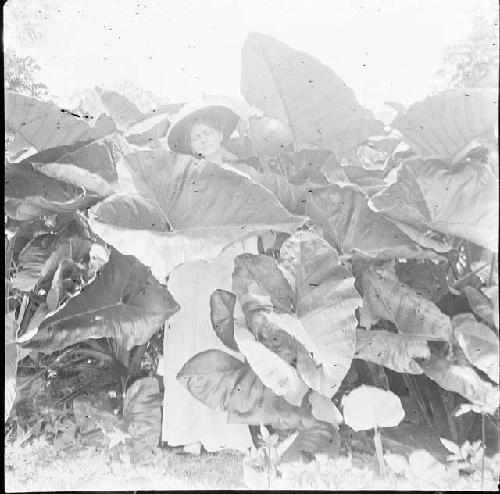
[354,329,430,374]
[19,249,179,353]
[241,33,384,155]
[308,391,343,426]
[89,150,305,281]
[360,265,452,341]
[342,384,405,431]
[210,289,239,351]
[452,313,499,383]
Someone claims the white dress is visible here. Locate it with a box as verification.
[161,221,258,453]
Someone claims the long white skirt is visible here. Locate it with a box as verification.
[161,239,258,453]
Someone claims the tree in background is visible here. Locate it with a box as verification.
[5,48,48,98]
[434,0,498,89]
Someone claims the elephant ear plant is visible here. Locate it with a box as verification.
[342,385,405,477]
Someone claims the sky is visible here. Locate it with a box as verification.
[4,0,484,118]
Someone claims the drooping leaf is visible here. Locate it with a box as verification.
[5,312,19,422]
[360,265,452,341]
[342,385,405,431]
[18,249,179,353]
[464,286,498,328]
[421,344,499,415]
[88,150,305,282]
[233,324,308,406]
[232,231,362,397]
[307,185,448,260]
[123,377,162,448]
[209,289,239,351]
[392,88,498,160]
[369,159,498,252]
[5,91,116,152]
[5,161,99,221]
[354,329,430,374]
[308,391,343,426]
[241,33,384,155]
[177,349,316,428]
[452,313,499,383]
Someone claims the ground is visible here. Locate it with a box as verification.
[5,428,499,491]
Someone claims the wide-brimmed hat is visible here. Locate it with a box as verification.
[166,103,238,155]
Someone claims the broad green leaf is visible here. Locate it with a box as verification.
[72,391,118,434]
[19,250,179,353]
[88,150,305,281]
[354,329,430,374]
[392,89,497,160]
[342,385,405,431]
[5,312,19,422]
[123,377,162,448]
[308,391,343,426]
[5,91,115,152]
[234,324,308,406]
[384,453,408,474]
[464,286,498,328]
[408,450,447,480]
[440,437,461,455]
[307,185,447,260]
[452,313,499,383]
[177,349,316,428]
[5,161,99,221]
[209,289,239,351]
[241,33,384,155]
[233,231,362,397]
[421,345,499,415]
[360,265,452,341]
[247,115,293,156]
[369,159,498,253]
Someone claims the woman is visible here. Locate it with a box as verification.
[161,104,257,455]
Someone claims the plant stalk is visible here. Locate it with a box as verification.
[373,426,386,478]
[481,412,485,491]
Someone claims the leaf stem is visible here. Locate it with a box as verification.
[373,426,386,477]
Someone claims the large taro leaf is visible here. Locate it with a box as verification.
[342,385,405,431]
[392,89,498,160]
[88,150,306,282]
[233,324,308,406]
[354,329,430,374]
[18,249,179,353]
[5,161,99,221]
[235,150,331,214]
[369,159,499,253]
[12,224,92,292]
[452,313,499,384]
[421,344,499,415]
[307,185,448,260]
[360,265,452,341]
[322,165,389,196]
[5,312,19,422]
[464,286,499,328]
[177,349,317,428]
[232,231,362,397]
[5,91,116,152]
[241,33,384,155]
[123,377,162,449]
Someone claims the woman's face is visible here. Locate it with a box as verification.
[190,122,223,159]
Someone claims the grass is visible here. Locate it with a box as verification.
[5,438,246,491]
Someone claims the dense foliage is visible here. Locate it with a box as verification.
[5,32,498,467]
